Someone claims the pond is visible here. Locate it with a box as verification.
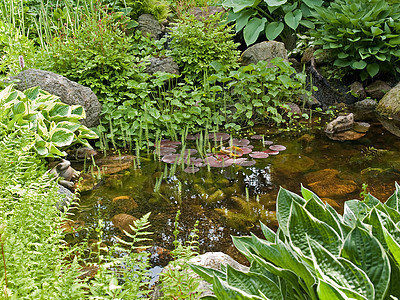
[72,120,400,266]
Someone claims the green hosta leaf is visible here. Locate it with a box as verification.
[276,187,306,236]
[213,276,261,299]
[226,265,283,299]
[289,201,342,257]
[352,61,367,70]
[78,126,99,139]
[302,0,323,8]
[299,19,314,29]
[56,121,81,133]
[264,0,287,6]
[309,239,374,300]
[265,22,284,40]
[49,103,70,119]
[317,280,358,300]
[227,0,262,13]
[340,225,390,300]
[12,101,26,115]
[343,200,369,226]
[382,225,400,267]
[50,128,75,147]
[371,26,383,36]
[236,9,257,32]
[367,63,379,77]
[243,17,267,46]
[24,86,41,101]
[363,193,380,208]
[284,9,302,30]
[70,105,85,118]
[190,264,226,284]
[385,182,400,210]
[48,143,67,157]
[301,184,324,204]
[260,222,276,242]
[334,59,351,67]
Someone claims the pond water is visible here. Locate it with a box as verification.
[73,121,400,266]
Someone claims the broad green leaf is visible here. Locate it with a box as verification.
[371,26,383,36]
[317,280,357,300]
[278,75,292,88]
[213,276,261,299]
[264,0,286,6]
[383,226,400,266]
[12,101,26,115]
[363,193,380,208]
[230,0,262,13]
[236,9,257,32]
[301,184,324,204]
[70,105,85,118]
[56,121,81,133]
[260,222,276,242]
[284,9,302,30]
[385,182,400,210]
[48,143,67,157]
[341,225,390,300]
[309,239,374,300]
[343,200,369,226]
[243,18,267,46]
[276,187,306,236]
[190,264,226,284]
[352,61,367,70]
[50,128,75,147]
[304,197,342,237]
[299,19,314,29]
[24,86,41,101]
[49,103,70,118]
[265,22,284,40]
[289,201,342,257]
[226,265,283,299]
[334,59,351,67]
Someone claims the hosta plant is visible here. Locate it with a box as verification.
[192,183,400,299]
[222,0,324,46]
[0,85,98,157]
[311,0,400,80]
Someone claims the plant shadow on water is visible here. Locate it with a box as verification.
[73,123,400,266]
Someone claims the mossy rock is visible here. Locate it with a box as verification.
[273,154,315,175]
[376,82,399,121]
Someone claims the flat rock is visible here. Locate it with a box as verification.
[145,56,179,75]
[273,154,315,175]
[239,41,288,66]
[112,195,138,212]
[111,213,137,234]
[303,169,340,184]
[327,129,366,141]
[95,155,136,175]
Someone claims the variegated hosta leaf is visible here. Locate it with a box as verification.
[317,279,365,300]
[276,187,306,236]
[213,276,263,300]
[341,225,390,300]
[288,201,342,257]
[385,182,400,211]
[309,239,374,300]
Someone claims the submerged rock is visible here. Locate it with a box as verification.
[111,213,137,235]
[111,195,138,212]
[273,154,315,175]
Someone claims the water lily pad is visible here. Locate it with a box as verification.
[209,132,231,141]
[154,147,176,156]
[181,149,198,156]
[184,166,200,174]
[188,158,205,167]
[161,154,181,164]
[264,149,279,155]
[241,147,253,155]
[269,145,286,151]
[239,160,256,166]
[249,152,270,158]
[263,140,274,146]
[205,156,234,167]
[160,140,181,147]
[250,135,263,140]
[231,138,250,147]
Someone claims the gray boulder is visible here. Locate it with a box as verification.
[376,82,400,121]
[138,14,162,40]
[350,81,366,100]
[145,57,179,75]
[11,69,101,128]
[366,80,392,100]
[239,41,288,66]
[151,252,249,299]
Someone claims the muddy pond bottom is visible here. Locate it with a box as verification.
[73,123,400,266]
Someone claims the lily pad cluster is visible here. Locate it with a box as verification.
[154,133,287,173]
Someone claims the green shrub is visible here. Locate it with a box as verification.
[0,85,98,157]
[311,0,400,80]
[116,0,170,21]
[168,12,240,81]
[192,183,400,299]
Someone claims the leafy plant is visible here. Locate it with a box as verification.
[208,57,309,129]
[0,85,98,157]
[168,12,240,80]
[222,0,323,46]
[114,0,170,22]
[311,0,400,80]
[159,210,203,299]
[192,183,400,299]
